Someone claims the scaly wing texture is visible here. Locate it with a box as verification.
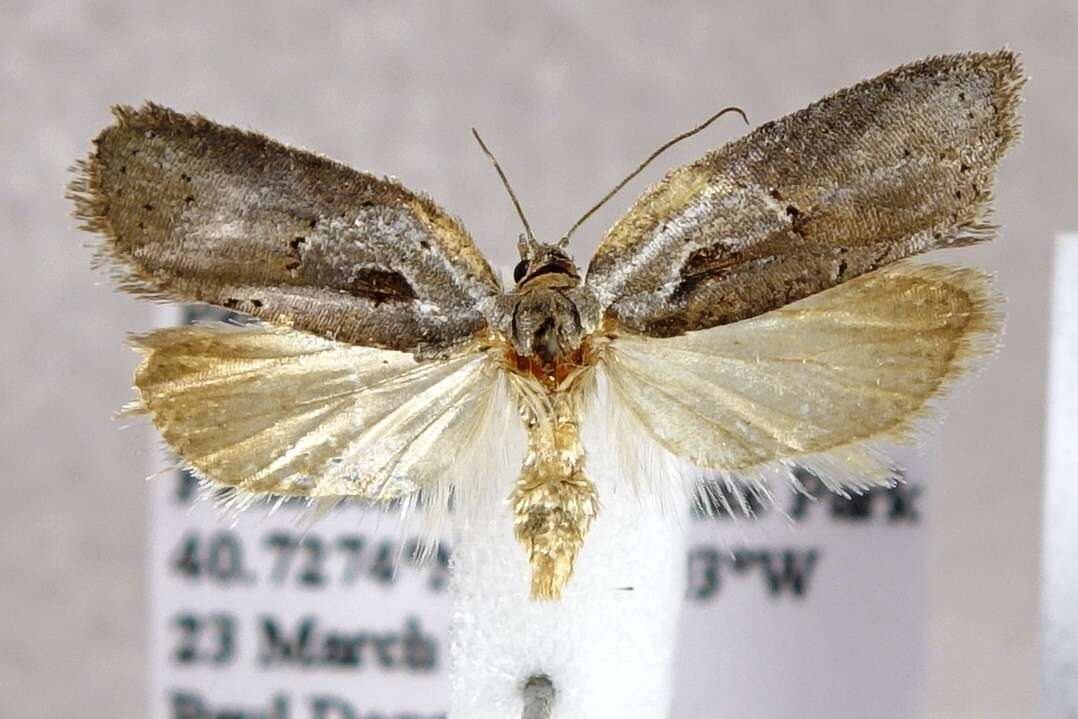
[587,50,1022,336]
[69,103,500,356]
[600,263,999,493]
[129,323,501,506]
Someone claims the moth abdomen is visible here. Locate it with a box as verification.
[510,390,598,601]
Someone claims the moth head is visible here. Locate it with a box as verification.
[470,129,581,288]
[513,234,580,287]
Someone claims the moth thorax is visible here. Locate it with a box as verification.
[511,287,585,365]
[510,394,599,600]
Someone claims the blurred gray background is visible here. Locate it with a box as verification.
[3,1,1075,717]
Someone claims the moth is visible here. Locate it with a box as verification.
[69,50,1023,600]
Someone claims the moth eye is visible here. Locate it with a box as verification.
[513,260,530,283]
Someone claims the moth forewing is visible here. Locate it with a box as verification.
[586,49,1023,337]
[68,103,500,356]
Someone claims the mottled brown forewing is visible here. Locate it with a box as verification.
[587,50,1024,336]
[68,104,500,355]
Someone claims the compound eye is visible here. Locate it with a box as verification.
[513,259,530,284]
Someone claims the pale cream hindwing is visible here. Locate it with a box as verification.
[600,263,999,494]
[129,323,501,509]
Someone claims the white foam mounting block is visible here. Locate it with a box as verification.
[448,420,689,719]
[1042,233,1078,717]
[147,305,932,719]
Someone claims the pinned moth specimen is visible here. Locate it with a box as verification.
[70,50,1023,600]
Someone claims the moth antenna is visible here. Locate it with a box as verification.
[559,106,749,245]
[471,128,537,247]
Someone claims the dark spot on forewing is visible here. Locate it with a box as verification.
[681,244,743,280]
[223,297,264,311]
[285,236,306,272]
[346,267,417,305]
